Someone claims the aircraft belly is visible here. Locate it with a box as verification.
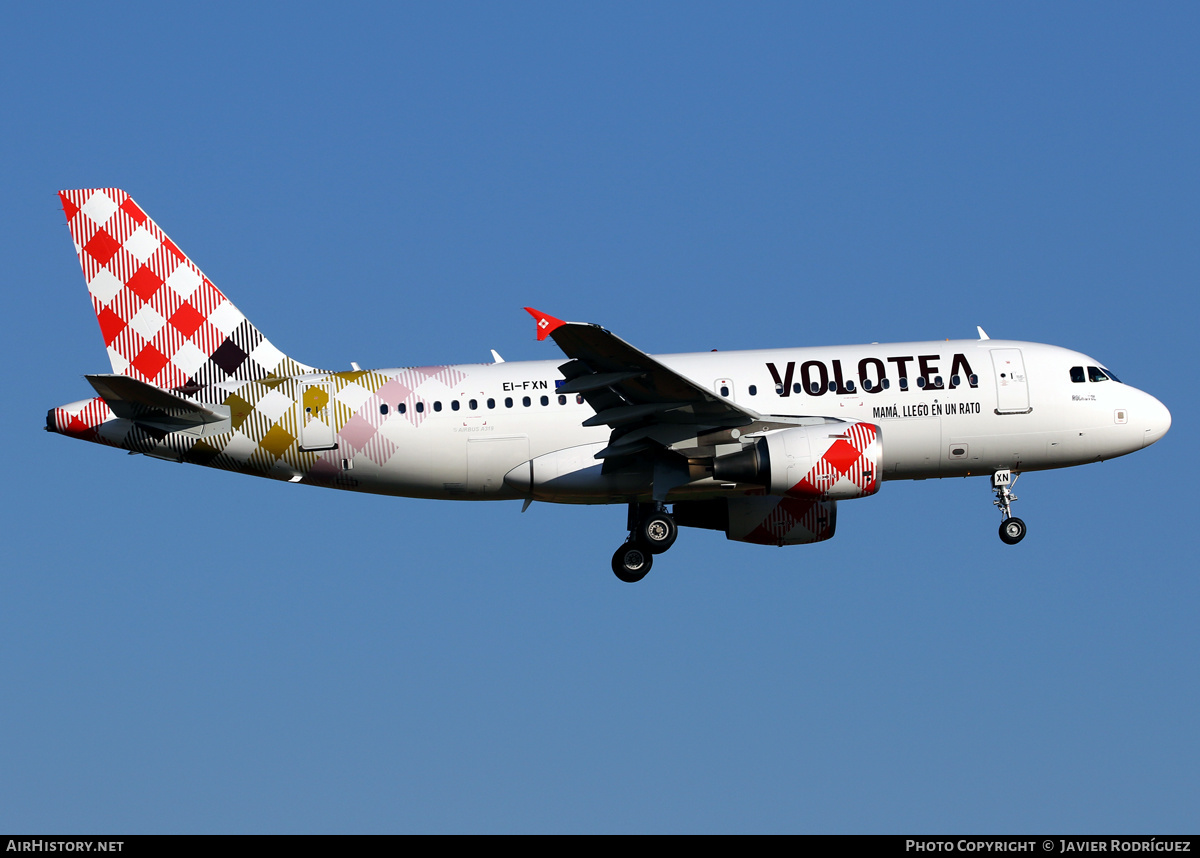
[348,413,604,501]
[350,424,459,497]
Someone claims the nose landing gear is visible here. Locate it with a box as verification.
[611,503,678,582]
[992,469,1026,545]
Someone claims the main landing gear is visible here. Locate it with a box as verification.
[992,469,1026,545]
[611,503,678,582]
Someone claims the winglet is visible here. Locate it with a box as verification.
[524,307,567,341]
[977,326,990,340]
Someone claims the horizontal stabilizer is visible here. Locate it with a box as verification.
[86,374,229,427]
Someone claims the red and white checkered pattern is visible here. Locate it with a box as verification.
[49,397,115,444]
[729,496,837,546]
[787,422,880,500]
[59,189,311,391]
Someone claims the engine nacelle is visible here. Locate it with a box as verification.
[712,423,881,500]
[674,496,837,546]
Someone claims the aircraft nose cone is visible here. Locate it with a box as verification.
[1141,394,1171,448]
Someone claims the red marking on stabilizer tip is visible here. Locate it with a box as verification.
[523,307,566,341]
[59,192,80,221]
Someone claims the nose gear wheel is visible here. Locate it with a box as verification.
[999,517,1027,544]
[992,470,1027,545]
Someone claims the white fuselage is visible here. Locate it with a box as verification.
[270,338,1169,503]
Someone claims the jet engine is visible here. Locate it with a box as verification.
[674,496,837,545]
[711,422,882,500]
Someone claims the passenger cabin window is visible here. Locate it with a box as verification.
[398,403,407,414]
[380,403,389,415]
[540,395,549,406]
[1070,366,1086,383]
[558,395,567,405]
[469,399,478,410]
[748,385,757,396]
[522,396,531,407]
[487,398,495,409]
[576,395,584,404]
[451,400,460,411]
[505,397,513,408]
[416,402,425,413]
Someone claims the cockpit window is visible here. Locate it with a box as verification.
[1070,366,1085,383]
[1102,367,1122,383]
[1088,366,1110,382]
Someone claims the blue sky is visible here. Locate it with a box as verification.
[2,3,1196,833]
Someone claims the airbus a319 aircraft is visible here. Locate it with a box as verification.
[47,189,1172,581]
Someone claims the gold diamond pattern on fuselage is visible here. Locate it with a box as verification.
[303,386,330,414]
[225,392,253,430]
[259,423,296,458]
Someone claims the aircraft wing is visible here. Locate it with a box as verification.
[525,308,762,460]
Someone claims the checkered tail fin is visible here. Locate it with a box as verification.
[58,188,314,391]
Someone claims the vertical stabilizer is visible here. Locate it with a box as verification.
[58,188,313,391]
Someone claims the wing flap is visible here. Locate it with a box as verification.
[557,370,645,394]
[581,401,691,427]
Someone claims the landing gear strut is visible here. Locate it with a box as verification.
[992,469,1026,545]
[611,503,678,582]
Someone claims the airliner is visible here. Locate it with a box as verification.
[46,189,1172,581]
